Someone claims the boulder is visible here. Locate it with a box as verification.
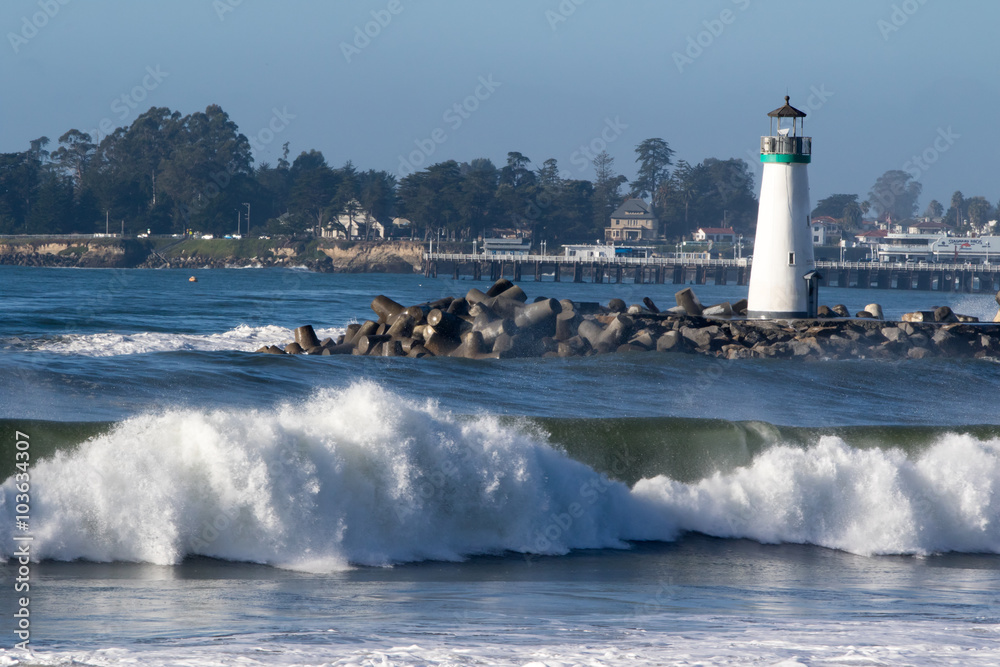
[371,295,405,323]
[514,298,559,331]
[451,331,485,359]
[465,288,489,305]
[901,311,935,323]
[675,287,704,317]
[703,302,733,317]
[790,338,821,356]
[680,325,714,349]
[355,334,391,355]
[473,317,515,347]
[880,327,906,342]
[577,319,605,349]
[864,304,884,320]
[933,306,958,323]
[656,330,682,351]
[931,328,968,355]
[832,304,850,317]
[554,311,578,341]
[386,313,415,338]
[427,309,464,338]
[628,331,656,350]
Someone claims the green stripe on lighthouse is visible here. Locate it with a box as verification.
[761,154,811,164]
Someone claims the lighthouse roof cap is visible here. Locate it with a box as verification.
[767,95,806,118]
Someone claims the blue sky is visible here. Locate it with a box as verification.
[1,0,996,210]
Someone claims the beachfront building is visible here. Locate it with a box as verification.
[810,216,841,245]
[747,96,818,319]
[906,219,949,235]
[692,227,736,243]
[482,237,532,256]
[564,244,616,259]
[605,198,659,242]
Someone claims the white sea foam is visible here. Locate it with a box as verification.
[0,382,656,569]
[29,324,344,356]
[1,620,998,667]
[633,434,1000,556]
[1,383,999,568]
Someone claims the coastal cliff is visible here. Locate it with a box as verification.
[0,238,424,273]
[318,241,423,273]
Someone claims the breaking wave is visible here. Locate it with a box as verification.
[2,383,998,568]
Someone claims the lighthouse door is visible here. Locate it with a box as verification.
[803,271,821,318]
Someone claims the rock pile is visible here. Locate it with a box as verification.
[257,280,1000,360]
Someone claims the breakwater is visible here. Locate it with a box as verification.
[261,279,999,361]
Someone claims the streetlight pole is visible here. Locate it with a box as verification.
[243,203,251,237]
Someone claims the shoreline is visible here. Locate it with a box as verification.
[0,238,425,273]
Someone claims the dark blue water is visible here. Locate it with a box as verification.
[1,266,999,665]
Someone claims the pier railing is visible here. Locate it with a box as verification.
[426,253,1000,274]
[425,253,750,268]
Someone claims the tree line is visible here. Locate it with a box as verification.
[0,104,761,244]
[813,170,1000,235]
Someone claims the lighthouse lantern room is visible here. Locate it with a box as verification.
[746,96,819,319]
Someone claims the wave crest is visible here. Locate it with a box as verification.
[3,383,999,566]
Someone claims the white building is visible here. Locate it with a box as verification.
[564,244,617,258]
[483,238,532,255]
[746,96,819,319]
[692,227,736,243]
[810,216,841,245]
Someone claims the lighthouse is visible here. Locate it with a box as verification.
[746,96,819,319]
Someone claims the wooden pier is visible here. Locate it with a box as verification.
[422,254,1000,294]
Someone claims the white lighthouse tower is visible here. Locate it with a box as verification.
[746,96,819,319]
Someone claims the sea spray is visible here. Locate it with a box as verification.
[2,383,1000,565]
[0,382,652,568]
[632,434,1000,556]
[22,324,344,356]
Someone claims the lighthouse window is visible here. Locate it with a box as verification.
[788,252,795,265]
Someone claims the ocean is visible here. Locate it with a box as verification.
[1,265,999,666]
